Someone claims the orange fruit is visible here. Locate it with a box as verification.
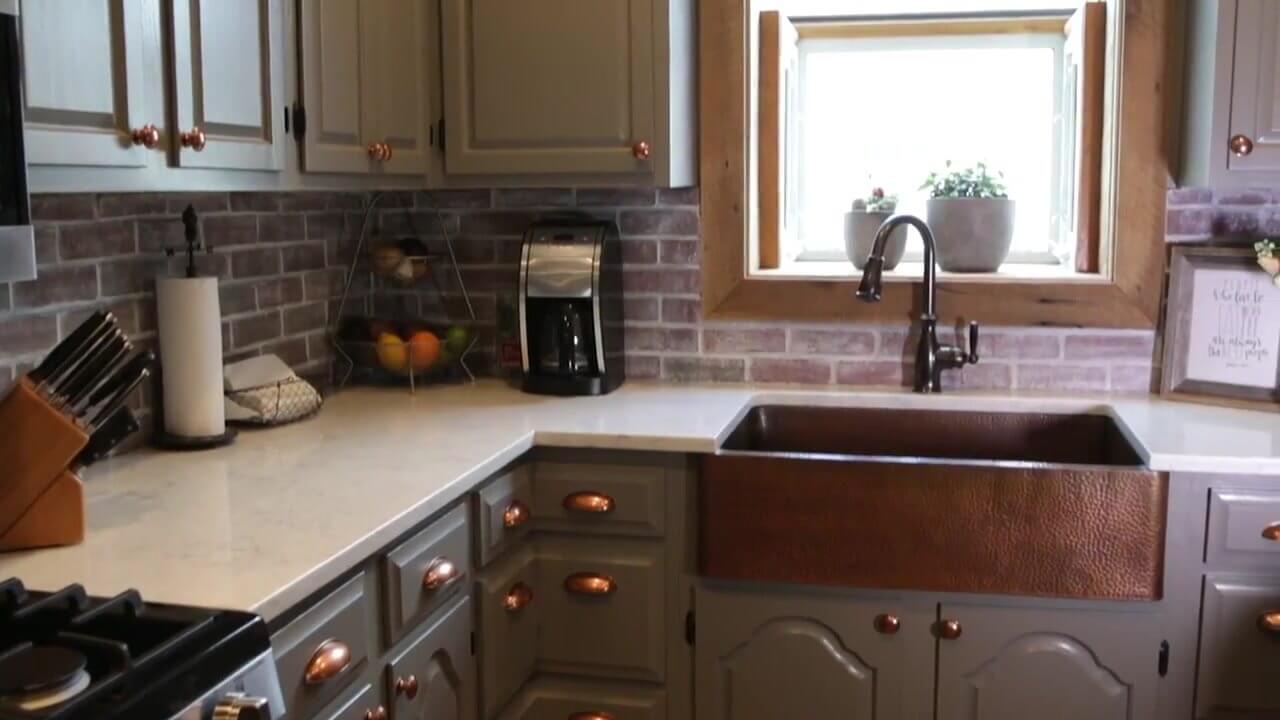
[406,331,442,372]
[375,332,408,372]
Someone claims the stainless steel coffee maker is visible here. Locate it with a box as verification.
[518,218,625,396]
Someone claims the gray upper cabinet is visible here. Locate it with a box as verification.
[695,585,935,720]
[440,0,696,186]
[1183,0,1280,187]
[298,0,433,176]
[19,0,154,167]
[935,602,1160,720]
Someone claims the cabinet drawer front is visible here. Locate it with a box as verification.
[273,572,374,719]
[1196,574,1280,718]
[318,683,386,720]
[1207,489,1280,567]
[384,503,471,643]
[500,679,666,720]
[537,537,665,681]
[476,465,534,567]
[478,546,539,720]
[533,462,664,537]
[386,595,477,720]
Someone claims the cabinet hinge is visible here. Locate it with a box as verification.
[291,102,307,140]
[471,630,476,656]
[1157,640,1169,677]
[437,117,446,153]
[685,610,695,645]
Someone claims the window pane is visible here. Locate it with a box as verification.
[796,40,1059,260]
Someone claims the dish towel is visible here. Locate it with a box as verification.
[224,355,322,424]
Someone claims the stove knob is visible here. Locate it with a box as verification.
[212,692,272,720]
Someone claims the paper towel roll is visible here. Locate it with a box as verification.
[156,276,225,438]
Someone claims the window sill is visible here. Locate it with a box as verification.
[756,260,1109,284]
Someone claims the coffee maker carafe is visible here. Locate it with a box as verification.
[519,219,624,395]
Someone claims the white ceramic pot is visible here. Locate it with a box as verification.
[925,197,1016,272]
[845,211,907,270]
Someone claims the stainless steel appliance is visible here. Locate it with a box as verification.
[519,218,624,396]
[0,3,35,284]
[0,578,284,720]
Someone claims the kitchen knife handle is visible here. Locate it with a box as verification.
[75,407,140,468]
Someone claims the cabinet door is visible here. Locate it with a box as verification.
[936,602,1160,720]
[695,584,934,720]
[1196,574,1280,719]
[19,0,154,167]
[440,0,656,176]
[298,0,370,173]
[1228,0,1280,173]
[168,0,285,171]
[361,0,432,175]
[386,596,477,720]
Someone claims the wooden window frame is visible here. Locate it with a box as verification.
[700,0,1176,328]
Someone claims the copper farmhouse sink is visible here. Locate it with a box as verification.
[700,406,1167,600]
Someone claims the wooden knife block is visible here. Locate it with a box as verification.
[0,378,88,551]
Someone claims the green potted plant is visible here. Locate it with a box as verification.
[920,162,1015,272]
[845,187,905,270]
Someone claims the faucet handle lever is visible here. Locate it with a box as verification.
[966,321,980,364]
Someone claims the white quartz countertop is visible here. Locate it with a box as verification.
[2,380,1278,621]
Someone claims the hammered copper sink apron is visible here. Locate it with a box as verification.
[698,406,1168,601]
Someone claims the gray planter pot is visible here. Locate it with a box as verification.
[845,211,907,270]
[925,197,1016,272]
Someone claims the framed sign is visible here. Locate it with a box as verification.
[1162,246,1280,411]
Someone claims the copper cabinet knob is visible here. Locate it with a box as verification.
[569,713,616,720]
[394,674,419,699]
[180,126,206,151]
[1260,611,1280,634]
[381,142,393,161]
[1230,134,1255,157]
[632,140,651,160]
[563,491,615,514]
[363,707,388,720]
[503,500,530,528]
[874,613,901,635]
[1263,522,1280,542]
[937,619,963,640]
[303,638,352,684]
[130,124,161,149]
[505,582,534,612]
[564,572,617,596]
[366,142,393,162]
[422,557,461,591]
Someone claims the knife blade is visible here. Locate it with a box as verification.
[29,310,110,386]
[86,352,154,430]
[45,324,119,397]
[74,407,140,469]
[58,333,130,409]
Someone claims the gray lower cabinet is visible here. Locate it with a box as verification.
[317,683,385,720]
[385,595,477,720]
[477,546,539,719]
[935,601,1161,720]
[1196,574,1280,719]
[498,678,666,720]
[694,584,935,720]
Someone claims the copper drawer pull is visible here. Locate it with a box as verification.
[364,707,388,720]
[1260,611,1280,634]
[179,126,206,151]
[1230,134,1255,157]
[130,124,160,149]
[505,582,534,612]
[422,557,461,591]
[564,572,616,596]
[632,140,651,160]
[563,491,615,514]
[503,500,530,528]
[1263,522,1280,542]
[874,613,900,635]
[394,674,419,699]
[303,638,352,684]
[569,713,616,720]
[937,619,962,640]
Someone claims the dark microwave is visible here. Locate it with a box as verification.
[0,6,34,283]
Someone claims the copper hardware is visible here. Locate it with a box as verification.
[568,713,616,720]
[364,707,388,720]
[179,126,206,151]
[1263,522,1280,542]
[564,572,617,596]
[303,639,352,684]
[504,582,534,612]
[1230,134,1255,157]
[422,557,461,591]
[367,142,392,162]
[937,619,962,640]
[1260,611,1280,634]
[394,674,419,699]
[503,500,530,528]
[563,491,615,514]
[873,613,900,635]
[632,140,651,160]
[130,124,160,149]
[381,142,393,161]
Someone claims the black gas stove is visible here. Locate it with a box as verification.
[0,579,283,720]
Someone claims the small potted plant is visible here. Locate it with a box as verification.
[845,187,906,270]
[920,162,1015,272]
